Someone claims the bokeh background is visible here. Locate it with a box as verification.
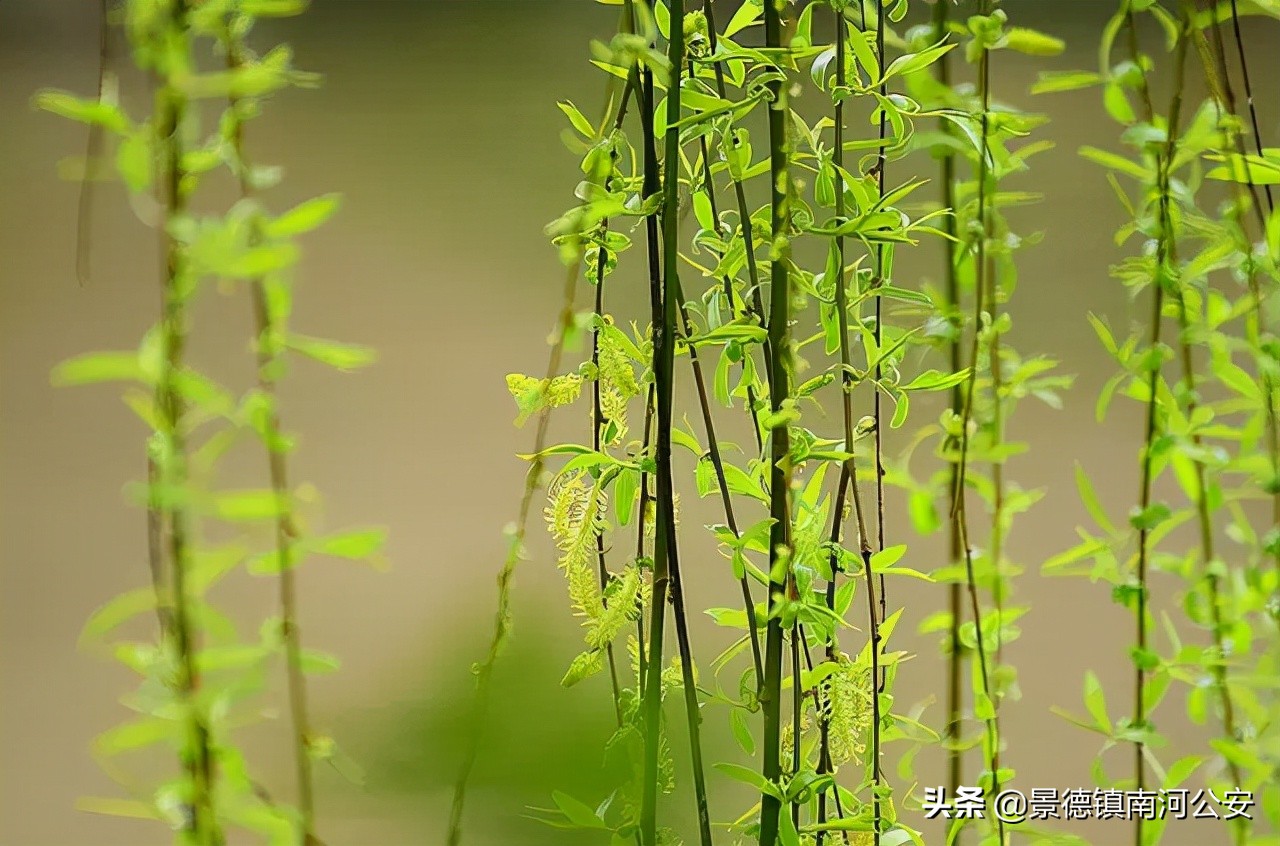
[1,1,1277,844]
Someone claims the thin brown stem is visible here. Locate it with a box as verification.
[446,35,630,844]
[222,29,320,840]
[1122,10,1190,844]
[155,5,219,841]
[592,254,627,728]
[1206,1,1280,577]
[872,0,888,630]
[687,51,765,687]
[701,0,773,362]
[949,12,1003,840]
[1227,0,1275,214]
[827,8,882,841]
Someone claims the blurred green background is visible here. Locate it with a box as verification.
[0,2,1276,844]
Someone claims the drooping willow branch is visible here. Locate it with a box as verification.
[445,31,633,844]
[1122,8,1190,844]
[948,4,1003,840]
[154,3,221,841]
[871,0,889,631]
[220,18,319,840]
[1226,1,1272,215]
[592,244,628,727]
[684,24,766,685]
[1201,1,1280,580]
[930,0,966,812]
[821,6,883,844]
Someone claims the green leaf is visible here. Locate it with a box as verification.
[614,469,638,526]
[1003,27,1065,56]
[227,243,300,278]
[561,650,603,687]
[1031,70,1103,95]
[241,0,309,14]
[247,547,299,576]
[189,546,246,596]
[693,191,715,232]
[1128,502,1171,532]
[76,797,159,820]
[1203,151,1280,185]
[692,322,769,347]
[556,101,596,139]
[116,131,153,193]
[516,443,594,461]
[909,490,939,534]
[95,718,174,757]
[884,42,955,81]
[198,644,269,673]
[848,30,881,83]
[34,90,130,133]
[900,368,970,392]
[890,391,909,428]
[287,334,377,371]
[52,351,148,387]
[1102,83,1135,124]
[724,1,762,37]
[1079,146,1150,180]
[267,194,343,238]
[310,528,387,560]
[80,588,157,646]
[974,690,996,721]
[1163,755,1202,789]
[1083,670,1110,733]
[729,708,755,756]
[870,544,907,570]
[714,762,776,795]
[1075,463,1117,536]
[551,790,607,829]
[212,489,285,523]
[299,649,341,675]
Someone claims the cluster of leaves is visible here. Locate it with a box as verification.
[38,1,384,843]
[891,2,1074,844]
[473,2,1068,845]
[1040,1,1280,844]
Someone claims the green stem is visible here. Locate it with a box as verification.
[636,380,655,693]
[759,2,794,843]
[222,27,319,841]
[828,8,882,841]
[155,4,219,842]
[587,60,640,726]
[1121,8,1189,843]
[685,50,765,686]
[1206,2,1280,578]
[950,6,1002,841]
[592,244,627,728]
[701,0,773,365]
[638,74,675,842]
[871,0,889,632]
[640,8,713,838]
[1172,6,1247,840]
[445,29,631,843]
[660,2,714,831]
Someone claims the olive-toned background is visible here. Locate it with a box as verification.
[1,2,1276,845]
